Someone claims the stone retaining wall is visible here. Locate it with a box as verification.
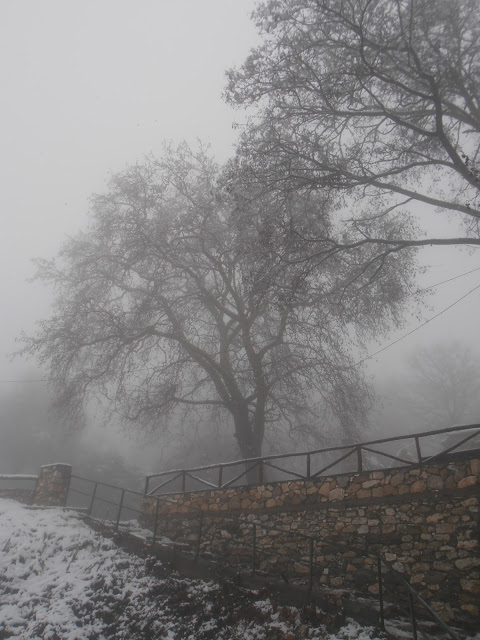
[141,452,480,627]
[0,488,35,504]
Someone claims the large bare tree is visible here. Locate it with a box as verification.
[20,146,414,468]
[226,0,480,258]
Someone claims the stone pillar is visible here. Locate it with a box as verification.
[33,463,72,507]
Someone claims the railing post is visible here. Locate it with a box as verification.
[144,476,149,496]
[88,482,98,516]
[115,489,125,530]
[356,446,363,472]
[408,592,418,640]
[377,557,385,631]
[415,436,422,464]
[306,453,311,479]
[195,511,203,561]
[258,459,264,485]
[152,497,160,546]
[181,471,186,493]
[252,523,257,575]
[308,538,314,592]
[218,465,223,488]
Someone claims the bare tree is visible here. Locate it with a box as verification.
[226,0,480,257]
[20,145,414,473]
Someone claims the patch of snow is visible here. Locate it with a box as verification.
[254,599,274,614]
[40,463,72,468]
[0,497,417,639]
[326,620,384,640]
[0,475,37,480]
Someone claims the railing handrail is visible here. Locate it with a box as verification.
[69,473,192,515]
[0,474,38,480]
[68,471,462,639]
[145,423,480,491]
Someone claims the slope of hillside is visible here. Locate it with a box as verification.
[0,498,389,639]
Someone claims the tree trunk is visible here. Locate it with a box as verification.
[233,410,263,486]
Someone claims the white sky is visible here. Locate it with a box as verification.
[0,0,259,381]
[0,0,479,394]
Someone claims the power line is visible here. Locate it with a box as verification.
[355,280,480,367]
[406,266,480,299]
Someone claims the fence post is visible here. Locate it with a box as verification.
[408,592,418,640]
[195,511,203,561]
[152,497,160,546]
[252,523,257,575]
[258,459,264,485]
[115,489,125,530]
[377,557,385,631]
[308,538,314,592]
[88,483,98,516]
[144,476,150,496]
[218,465,223,488]
[415,436,422,464]
[181,471,186,493]
[306,453,311,479]
[356,446,363,472]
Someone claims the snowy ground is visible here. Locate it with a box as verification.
[0,498,391,640]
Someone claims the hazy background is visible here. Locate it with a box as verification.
[1,0,479,481]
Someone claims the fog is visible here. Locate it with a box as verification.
[1,1,479,482]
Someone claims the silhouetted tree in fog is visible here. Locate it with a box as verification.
[20,145,416,470]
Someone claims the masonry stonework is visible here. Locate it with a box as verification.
[141,452,480,627]
[32,464,72,507]
[0,488,35,504]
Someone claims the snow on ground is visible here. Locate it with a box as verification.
[0,497,390,639]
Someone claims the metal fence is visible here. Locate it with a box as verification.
[143,500,460,640]
[145,423,480,496]
[62,462,468,638]
[66,475,145,530]
[66,475,183,545]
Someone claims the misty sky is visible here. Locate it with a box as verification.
[1,0,479,392]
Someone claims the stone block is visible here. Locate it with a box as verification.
[455,557,480,570]
[411,480,427,493]
[436,523,456,534]
[318,482,331,497]
[457,475,477,489]
[460,579,480,594]
[390,472,404,486]
[356,489,371,499]
[427,475,444,490]
[469,459,480,475]
[328,487,345,501]
[362,480,379,489]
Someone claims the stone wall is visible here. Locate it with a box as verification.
[32,464,72,507]
[142,451,480,627]
[0,488,35,504]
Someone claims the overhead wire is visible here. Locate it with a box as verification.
[402,266,480,299]
[354,280,480,367]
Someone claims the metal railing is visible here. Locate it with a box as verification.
[65,471,463,638]
[185,507,461,639]
[67,474,146,529]
[145,423,480,495]
[66,474,188,545]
